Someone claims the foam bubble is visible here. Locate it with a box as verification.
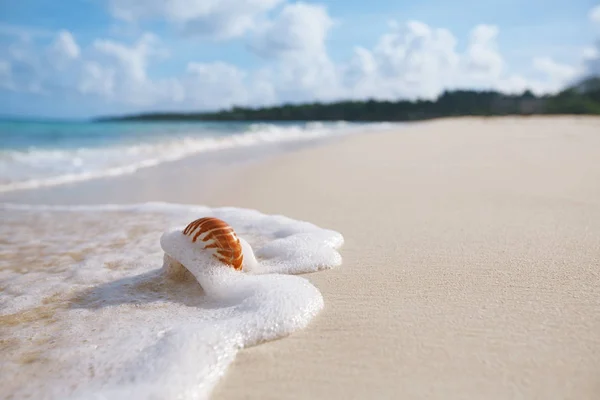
[0,202,343,399]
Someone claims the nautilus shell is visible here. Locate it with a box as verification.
[182,217,244,270]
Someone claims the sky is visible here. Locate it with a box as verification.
[0,0,599,119]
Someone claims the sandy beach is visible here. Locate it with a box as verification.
[204,116,600,399]
[2,116,600,399]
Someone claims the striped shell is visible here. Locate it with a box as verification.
[182,217,244,270]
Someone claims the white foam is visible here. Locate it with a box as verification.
[0,202,343,400]
[0,122,397,193]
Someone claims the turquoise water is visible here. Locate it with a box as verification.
[0,119,296,150]
[0,118,393,193]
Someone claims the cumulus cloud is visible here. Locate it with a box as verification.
[580,3,600,76]
[582,5,600,76]
[250,2,334,58]
[50,30,80,60]
[184,62,252,108]
[584,44,600,75]
[341,21,525,101]
[108,0,283,39]
[0,30,81,94]
[182,62,276,109]
[533,57,579,86]
[590,5,600,24]
[3,2,598,114]
[583,46,599,60]
[248,2,340,103]
[78,62,115,97]
[464,25,503,80]
[93,33,162,83]
[0,60,14,90]
[345,21,462,100]
[47,30,80,70]
[81,34,183,105]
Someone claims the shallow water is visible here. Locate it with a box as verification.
[0,119,396,193]
[0,202,344,399]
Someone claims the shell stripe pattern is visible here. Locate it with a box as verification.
[182,217,244,270]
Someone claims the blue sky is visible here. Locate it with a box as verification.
[1,0,599,119]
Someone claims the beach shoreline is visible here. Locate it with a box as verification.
[205,116,600,400]
[2,116,600,399]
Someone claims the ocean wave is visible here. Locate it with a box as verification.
[0,202,344,399]
[0,122,396,193]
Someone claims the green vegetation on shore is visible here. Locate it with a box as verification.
[97,76,600,122]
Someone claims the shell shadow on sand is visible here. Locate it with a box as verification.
[69,257,228,311]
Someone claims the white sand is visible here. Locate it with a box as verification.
[201,117,600,400]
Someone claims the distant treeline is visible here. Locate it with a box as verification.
[96,76,600,122]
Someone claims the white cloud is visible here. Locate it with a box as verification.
[184,62,251,108]
[2,39,46,94]
[582,5,600,76]
[371,21,460,98]
[51,30,80,60]
[3,6,596,114]
[182,62,276,109]
[82,33,183,105]
[581,4,600,77]
[533,57,579,86]
[0,30,82,95]
[47,30,80,71]
[93,33,160,82]
[0,60,15,90]
[583,46,599,60]
[584,44,600,75]
[339,22,506,101]
[0,29,182,106]
[250,2,334,58]
[590,5,600,24]
[340,20,583,100]
[78,62,115,97]
[464,25,503,79]
[246,2,341,103]
[108,0,283,39]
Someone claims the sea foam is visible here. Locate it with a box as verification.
[0,202,344,399]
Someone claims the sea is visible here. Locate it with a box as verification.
[0,118,393,399]
[0,119,394,193]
